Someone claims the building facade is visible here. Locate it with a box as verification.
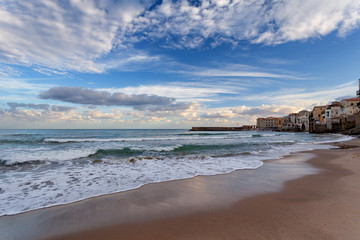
[282,113,300,131]
[257,117,282,130]
[256,118,266,129]
[312,106,326,125]
[325,101,342,130]
[341,98,360,115]
[298,110,310,132]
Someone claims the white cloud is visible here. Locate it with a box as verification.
[242,81,358,107]
[195,69,297,79]
[233,104,301,117]
[0,78,53,92]
[125,0,360,48]
[32,67,68,76]
[201,110,236,119]
[1,0,359,73]
[0,64,21,77]
[100,51,161,71]
[0,0,147,73]
[98,83,239,102]
[256,0,360,44]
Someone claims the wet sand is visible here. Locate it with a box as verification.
[2,139,360,240]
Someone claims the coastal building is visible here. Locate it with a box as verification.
[282,115,292,131]
[325,101,342,130]
[266,117,283,129]
[256,78,360,133]
[242,125,257,131]
[341,98,360,115]
[312,106,326,125]
[309,106,327,133]
[289,113,300,129]
[256,118,266,129]
[298,110,310,132]
[257,117,282,130]
[282,113,300,131]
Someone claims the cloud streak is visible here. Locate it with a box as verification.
[39,87,175,107]
[7,102,76,112]
[242,81,358,107]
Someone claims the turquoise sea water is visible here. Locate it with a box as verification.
[0,129,352,216]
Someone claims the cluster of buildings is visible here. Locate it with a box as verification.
[256,97,360,133]
[192,80,360,134]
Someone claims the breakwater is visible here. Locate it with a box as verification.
[191,127,244,131]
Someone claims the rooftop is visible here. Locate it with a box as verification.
[343,97,360,101]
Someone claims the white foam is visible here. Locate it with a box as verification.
[0,131,352,216]
[0,148,98,164]
[43,134,250,143]
[0,143,185,165]
[129,144,182,152]
[314,134,354,144]
[0,155,263,216]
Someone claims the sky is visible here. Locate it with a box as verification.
[0,0,360,129]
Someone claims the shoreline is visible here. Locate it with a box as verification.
[54,138,360,240]
[3,133,348,218]
[1,138,359,240]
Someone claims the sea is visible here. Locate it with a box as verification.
[0,129,352,216]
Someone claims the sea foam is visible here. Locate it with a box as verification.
[0,129,352,216]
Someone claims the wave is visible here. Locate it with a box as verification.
[43,135,237,143]
[252,134,262,138]
[1,133,41,137]
[88,148,144,158]
[313,134,354,144]
[0,145,183,165]
[0,140,300,165]
[174,144,240,152]
[0,159,46,167]
[176,133,229,136]
[44,134,273,143]
[0,154,264,216]
[252,133,281,138]
[0,148,98,165]
[0,139,45,145]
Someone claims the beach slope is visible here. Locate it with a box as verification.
[2,139,360,240]
[52,139,360,240]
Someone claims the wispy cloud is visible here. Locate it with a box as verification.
[99,83,240,102]
[233,104,301,117]
[32,67,68,76]
[0,78,53,92]
[125,0,360,48]
[195,69,299,79]
[7,102,76,112]
[1,0,359,73]
[0,1,147,73]
[0,64,21,77]
[242,81,358,107]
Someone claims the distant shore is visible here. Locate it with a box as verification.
[190,127,246,131]
[2,138,360,240]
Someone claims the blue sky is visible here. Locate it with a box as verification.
[0,0,360,129]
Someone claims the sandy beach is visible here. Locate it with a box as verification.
[2,138,360,240]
